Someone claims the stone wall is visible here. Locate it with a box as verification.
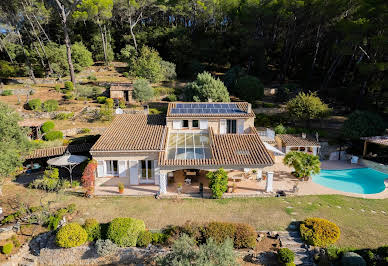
[360,159,388,174]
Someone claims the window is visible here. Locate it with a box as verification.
[140,160,154,183]
[192,120,199,128]
[227,120,237,134]
[106,160,118,176]
[182,120,189,128]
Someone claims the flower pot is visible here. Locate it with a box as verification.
[119,188,124,194]
[303,176,310,181]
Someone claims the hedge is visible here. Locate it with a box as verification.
[203,222,236,245]
[107,217,146,247]
[43,131,63,141]
[28,99,42,111]
[83,219,101,242]
[56,223,87,248]
[41,121,55,133]
[234,223,257,248]
[300,217,340,247]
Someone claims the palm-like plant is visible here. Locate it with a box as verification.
[284,151,321,179]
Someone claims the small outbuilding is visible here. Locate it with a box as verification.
[275,133,321,156]
[109,82,133,103]
[19,119,43,140]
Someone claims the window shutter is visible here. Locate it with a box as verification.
[97,161,104,177]
[129,161,139,185]
[154,160,160,185]
[199,120,208,130]
[173,120,182,129]
[220,119,226,134]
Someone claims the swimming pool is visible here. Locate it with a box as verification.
[312,168,388,194]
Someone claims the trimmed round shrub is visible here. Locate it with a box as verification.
[137,230,153,247]
[341,252,366,266]
[28,99,42,111]
[2,242,13,255]
[95,239,118,257]
[83,218,101,242]
[43,131,63,141]
[300,217,340,247]
[203,222,236,244]
[41,121,55,133]
[235,75,264,102]
[43,99,59,112]
[278,248,295,264]
[56,223,87,248]
[106,217,146,247]
[64,81,74,91]
[234,223,257,248]
[97,96,107,104]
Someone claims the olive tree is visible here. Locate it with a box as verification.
[184,72,230,102]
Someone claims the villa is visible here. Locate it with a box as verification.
[90,102,276,195]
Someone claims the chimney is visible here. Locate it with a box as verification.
[247,103,252,114]
[302,133,306,139]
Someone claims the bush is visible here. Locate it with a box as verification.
[28,99,42,111]
[165,94,177,102]
[80,128,91,134]
[149,108,161,114]
[203,222,236,245]
[341,252,366,266]
[275,124,287,134]
[129,46,164,83]
[64,81,74,91]
[87,75,97,81]
[1,90,12,96]
[377,245,388,257]
[234,223,256,248]
[300,217,340,247]
[137,230,153,247]
[161,60,177,80]
[154,86,174,97]
[95,239,118,257]
[342,110,386,139]
[83,218,101,242]
[64,92,74,100]
[235,75,264,102]
[78,86,102,99]
[107,217,146,247]
[56,223,87,248]
[119,98,126,108]
[54,112,74,120]
[97,96,107,104]
[43,131,63,141]
[105,98,114,108]
[0,60,16,77]
[278,248,295,264]
[71,42,94,71]
[29,167,60,192]
[41,121,55,133]
[152,232,168,244]
[43,100,59,112]
[54,84,61,92]
[133,78,154,102]
[2,242,13,255]
[67,203,76,214]
[207,168,228,199]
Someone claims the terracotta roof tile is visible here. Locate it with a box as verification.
[277,134,320,147]
[25,143,93,159]
[166,102,255,118]
[159,127,274,167]
[91,114,166,151]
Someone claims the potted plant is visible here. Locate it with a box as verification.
[118,183,124,194]
[177,183,182,194]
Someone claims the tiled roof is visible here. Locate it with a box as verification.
[25,143,93,159]
[361,136,388,146]
[19,119,44,127]
[91,114,166,151]
[159,127,274,167]
[166,102,255,117]
[277,134,320,147]
[110,83,133,91]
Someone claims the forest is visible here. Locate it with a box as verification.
[0,0,387,113]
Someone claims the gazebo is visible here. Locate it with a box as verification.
[47,150,88,183]
[361,136,388,157]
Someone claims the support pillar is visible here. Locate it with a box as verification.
[266,171,274,192]
[159,172,167,194]
[363,141,368,157]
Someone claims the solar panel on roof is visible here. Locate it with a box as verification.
[193,108,201,113]
[229,104,237,108]
[204,108,211,113]
[176,104,184,108]
[220,104,228,108]
[206,104,214,108]
[211,109,219,113]
[171,109,179,113]
[219,109,227,113]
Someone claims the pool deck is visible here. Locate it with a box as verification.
[297,160,388,199]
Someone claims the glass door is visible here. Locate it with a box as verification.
[140,160,154,183]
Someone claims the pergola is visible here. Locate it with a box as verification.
[361,136,388,157]
[47,150,88,183]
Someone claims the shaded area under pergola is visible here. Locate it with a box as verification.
[361,136,388,157]
[47,151,88,184]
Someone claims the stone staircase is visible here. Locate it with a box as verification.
[278,231,314,266]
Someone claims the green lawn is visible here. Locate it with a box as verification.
[4,182,388,249]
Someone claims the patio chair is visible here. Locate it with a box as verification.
[351,155,359,164]
[184,178,191,185]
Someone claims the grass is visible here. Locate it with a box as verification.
[3,181,388,249]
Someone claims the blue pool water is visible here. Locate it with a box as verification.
[312,168,388,194]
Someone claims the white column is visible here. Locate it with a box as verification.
[266,172,274,192]
[159,172,167,194]
[256,169,262,180]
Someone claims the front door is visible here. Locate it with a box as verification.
[140,160,154,184]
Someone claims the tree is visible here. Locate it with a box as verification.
[342,110,386,139]
[53,0,81,85]
[283,151,321,179]
[73,0,114,65]
[0,102,31,194]
[133,78,154,102]
[287,92,331,127]
[235,75,264,102]
[206,168,228,199]
[129,46,163,83]
[184,72,230,102]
